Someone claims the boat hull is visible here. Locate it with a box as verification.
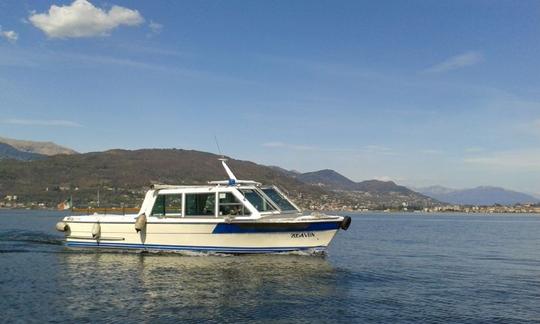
[62,218,342,254]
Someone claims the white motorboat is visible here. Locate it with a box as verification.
[56,159,351,254]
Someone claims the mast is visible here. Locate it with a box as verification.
[207,158,260,186]
[219,158,237,185]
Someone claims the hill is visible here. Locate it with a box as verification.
[0,149,329,208]
[417,186,539,205]
[297,169,358,190]
[0,136,77,156]
[0,142,44,161]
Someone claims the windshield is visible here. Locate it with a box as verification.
[261,187,298,212]
[240,189,276,212]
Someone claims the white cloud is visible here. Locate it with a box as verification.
[424,51,484,73]
[2,118,82,127]
[529,119,540,133]
[1,30,18,43]
[420,149,444,155]
[29,0,144,38]
[464,149,540,170]
[363,145,396,156]
[262,142,316,151]
[373,175,407,183]
[513,118,540,137]
[262,142,398,156]
[0,47,251,84]
[148,21,163,34]
[465,147,485,153]
[263,141,358,153]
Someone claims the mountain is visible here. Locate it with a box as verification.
[0,142,44,161]
[0,136,77,156]
[267,166,301,178]
[417,186,540,205]
[354,180,413,195]
[297,169,358,190]
[293,169,437,208]
[297,169,421,194]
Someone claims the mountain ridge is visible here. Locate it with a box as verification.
[296,169,425,195]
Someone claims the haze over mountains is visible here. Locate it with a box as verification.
[417,186,540,206]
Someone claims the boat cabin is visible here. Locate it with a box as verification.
[140,183,301,220]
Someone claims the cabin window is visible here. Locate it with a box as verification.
[218,192,250,216]
[261,187,298,212]
[185,193,216,216]
[240,189,276,212]
[151,194,183,217]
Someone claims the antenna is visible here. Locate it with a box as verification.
[214,134,223,157]
[213,136,237,185]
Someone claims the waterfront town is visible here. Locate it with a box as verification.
[2,192,539,214]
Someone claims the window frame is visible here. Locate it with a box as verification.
[150,193,184,218]
[217,191,251,217]
[261,186,301,213]
[239,187,281,213]
[184,192,218,217]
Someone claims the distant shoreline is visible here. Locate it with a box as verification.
[1,206,539,215]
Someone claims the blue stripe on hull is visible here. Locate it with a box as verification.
[65,241,327,254]
[212,221,341,233]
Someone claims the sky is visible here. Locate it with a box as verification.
[1,0,540,195]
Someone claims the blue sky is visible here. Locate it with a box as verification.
[1,0,540,194]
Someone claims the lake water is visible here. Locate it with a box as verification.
[1,210,539,323]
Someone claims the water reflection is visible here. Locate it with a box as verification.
[58,251,345,322]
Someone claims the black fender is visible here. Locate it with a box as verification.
[340,216,351,230]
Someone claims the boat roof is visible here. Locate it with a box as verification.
[150,159,264,190]
[150,181,262,191]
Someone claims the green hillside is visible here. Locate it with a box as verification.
[0,149,326,208]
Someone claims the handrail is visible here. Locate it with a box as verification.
[72,207,139,215]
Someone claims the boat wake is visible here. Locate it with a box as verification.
[0,229,63,245]
[0,229,63,253]
[141,249,236,257]
[121,248,325,257]
[275,249,327,257]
